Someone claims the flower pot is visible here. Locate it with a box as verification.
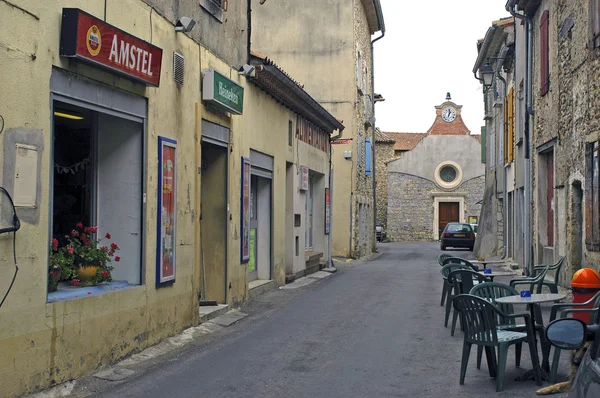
[77,265,99,284]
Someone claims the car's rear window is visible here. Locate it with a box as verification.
[447,224,472,233]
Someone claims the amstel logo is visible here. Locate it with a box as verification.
[86,25,101,56]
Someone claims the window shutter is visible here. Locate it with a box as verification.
[508,88,514,162]
[365,138,372,176]
[481,126,486,164]
[540,10,550,96]
[504,96,509,164]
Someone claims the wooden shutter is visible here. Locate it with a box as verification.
[504,96,509,164]
[540,10,550,96]
[508,88,514,162]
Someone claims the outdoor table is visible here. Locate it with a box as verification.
[477,269,517,282]
[470,259,507,270]
[496,293,567,381]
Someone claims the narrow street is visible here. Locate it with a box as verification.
[77,243,568,398]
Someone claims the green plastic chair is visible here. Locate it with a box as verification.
[546,290,600,384]
[452,294,542,392]
[442,257,481,271]
[440,263,472,319]
[509,264,550,294]
[438,253,453,266]
[470,282,540,371]
[447,270,491,336]
[532,257,565,294]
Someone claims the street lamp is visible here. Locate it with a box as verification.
[480,62,495,87]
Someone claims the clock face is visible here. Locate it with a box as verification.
[442,107,456,123]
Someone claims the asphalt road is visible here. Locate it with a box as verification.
[92,242,569,398]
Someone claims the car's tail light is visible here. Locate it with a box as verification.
[443,232,450,237]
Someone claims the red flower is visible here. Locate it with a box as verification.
[70,279,80,286]
[84,227,92,234]
[49,271,55,278]
[101,246,108,252]
[71,230,79,237]
[111,243,119,250]
[108,252,114,257]
[76,222,83,229]
[91,226,98,233]
[51,238,59,251]
[115,256,121,262]
[105,233,111,239]
[67,247,74,255]
[101,270,110,278]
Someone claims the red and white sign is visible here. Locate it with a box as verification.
[300,166,309,191]
[60,8,163,86]
[331,139,353,145]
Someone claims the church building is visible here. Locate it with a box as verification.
[377,95,485,242]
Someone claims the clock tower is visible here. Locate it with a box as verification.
[427,93,471,135]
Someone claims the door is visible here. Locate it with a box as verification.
[200,141,228,303]
[248,175,258,281]
[305,175,314,250]
[547,152,555,246]
[439,202,459,238]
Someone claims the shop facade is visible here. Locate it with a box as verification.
[0,3,343,395]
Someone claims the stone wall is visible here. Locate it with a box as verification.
[387,173,484,242]
[375,142,394,229]
[387,174,435,242]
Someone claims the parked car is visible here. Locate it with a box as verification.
[470,223,478,237]
[375,224,386,242]
[440,222,475,251]
[545,318,600,397]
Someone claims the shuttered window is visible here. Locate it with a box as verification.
[365,138,372,176]
[507,88,514,163]
[481,126,486,164]
[586,142,600,251]
[592,0,600,48]
[540,10,550,96]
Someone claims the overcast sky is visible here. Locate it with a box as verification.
[374,0,511,134]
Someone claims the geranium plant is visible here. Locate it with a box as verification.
[49,222,120,287]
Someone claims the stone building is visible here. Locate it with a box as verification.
[383,97,485,242]
[252,0,385,259]
[472,17,517,261]
[473,0,600,284]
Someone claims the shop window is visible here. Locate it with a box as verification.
[586,141,600,251]
[540,10,550,96]
[51,101,143,291]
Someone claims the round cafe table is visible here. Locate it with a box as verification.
[477,269,517,281]
[496,293,567,381]
[470,259,507,270]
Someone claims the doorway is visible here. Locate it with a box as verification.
[200,141,228,303]
[248,174,272,282]
[439,202,459,238]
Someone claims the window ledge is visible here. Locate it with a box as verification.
[47,280,140,303]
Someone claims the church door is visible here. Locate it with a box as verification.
[439,202,459,238]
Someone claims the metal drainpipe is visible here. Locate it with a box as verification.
[507,1,534,275]
[498,71,508,259]
[371,27,385,252]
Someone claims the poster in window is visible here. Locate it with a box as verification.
[240,156,251,262]
[325,187,331,234]
[157,137,177,286]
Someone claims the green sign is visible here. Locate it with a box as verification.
[202,69,244,115]
[248,228,256,272]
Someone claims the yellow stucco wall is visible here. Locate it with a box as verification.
[0,1,321,395]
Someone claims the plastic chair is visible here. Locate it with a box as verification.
[442,257,481,271]
[438,253,453,266]
[509,264,550,294]
[447,270,491,336]
[452,294,542,392]
[440,263,472,315]
[532,257,565,294]
[546,290,600,384]
[470,282,542,370]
